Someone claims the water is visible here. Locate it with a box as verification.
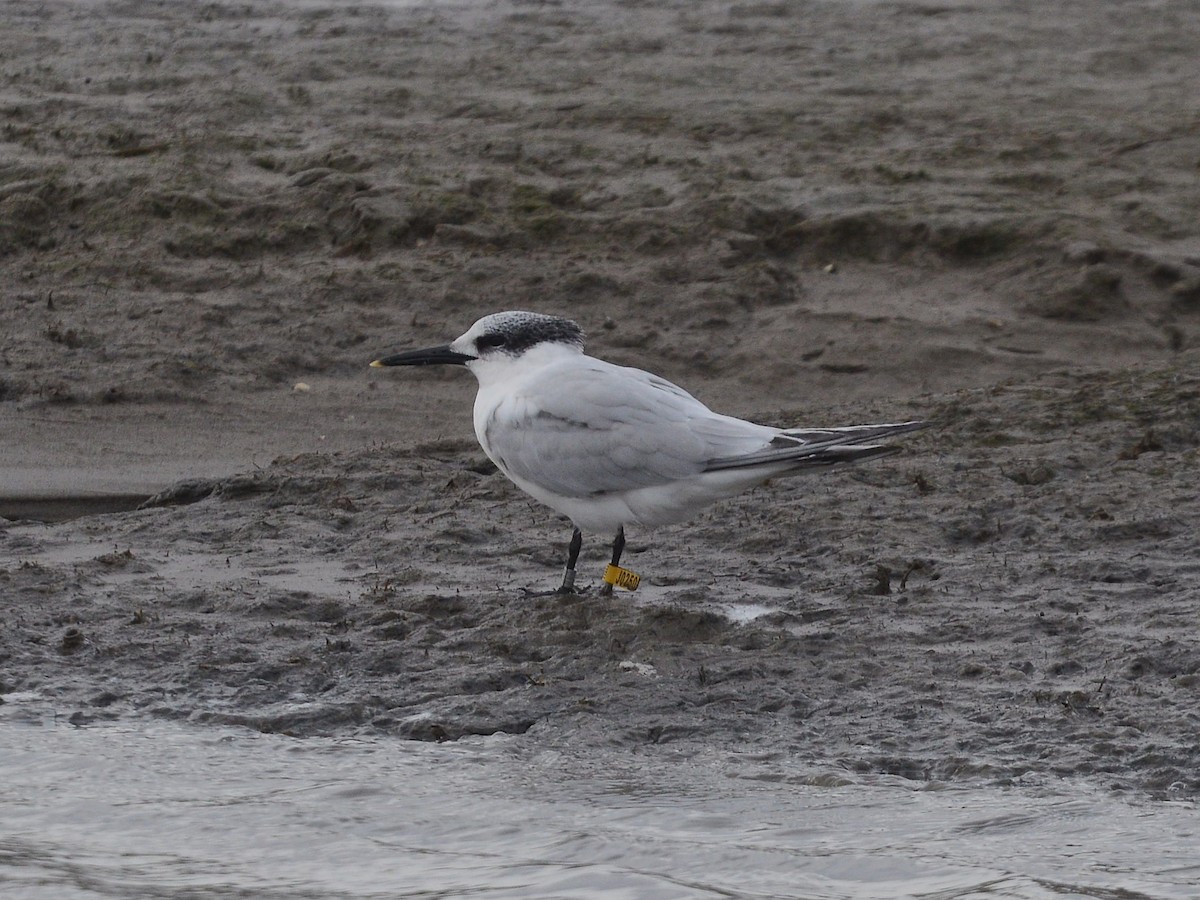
[2,702,1196,899]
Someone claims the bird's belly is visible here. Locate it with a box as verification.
[500,469,767,532]
[502,471,638,532]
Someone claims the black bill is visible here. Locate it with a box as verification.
[370,345,474,367]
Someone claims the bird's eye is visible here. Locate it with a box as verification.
[477,333,508,350]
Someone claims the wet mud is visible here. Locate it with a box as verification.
[3,0,1200,800]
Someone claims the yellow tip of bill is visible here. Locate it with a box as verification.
[369,359,385,368]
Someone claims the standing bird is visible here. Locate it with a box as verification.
[371,311,923,594]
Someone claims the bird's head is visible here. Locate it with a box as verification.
[370,311,585,378]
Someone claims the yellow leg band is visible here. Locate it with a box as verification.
[603,564,641,591]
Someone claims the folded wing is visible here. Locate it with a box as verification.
[704,421,927,472]
[482,358,925,497]
[482,360,773,497]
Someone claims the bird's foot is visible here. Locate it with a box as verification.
[521,566,587,597]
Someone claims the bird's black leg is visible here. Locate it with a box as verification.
[599,526,625,596]
[557,527,583,594]
[520,528,585,597]
[610,525,626,567]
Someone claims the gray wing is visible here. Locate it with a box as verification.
[481,359,775,498]
[778,421,927,444]
[705,420,927,472]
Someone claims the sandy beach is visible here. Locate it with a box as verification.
[3,0,1200,799]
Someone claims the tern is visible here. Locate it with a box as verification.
[371,311,923,594]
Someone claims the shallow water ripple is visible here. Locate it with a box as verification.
[1,708,1197,899]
